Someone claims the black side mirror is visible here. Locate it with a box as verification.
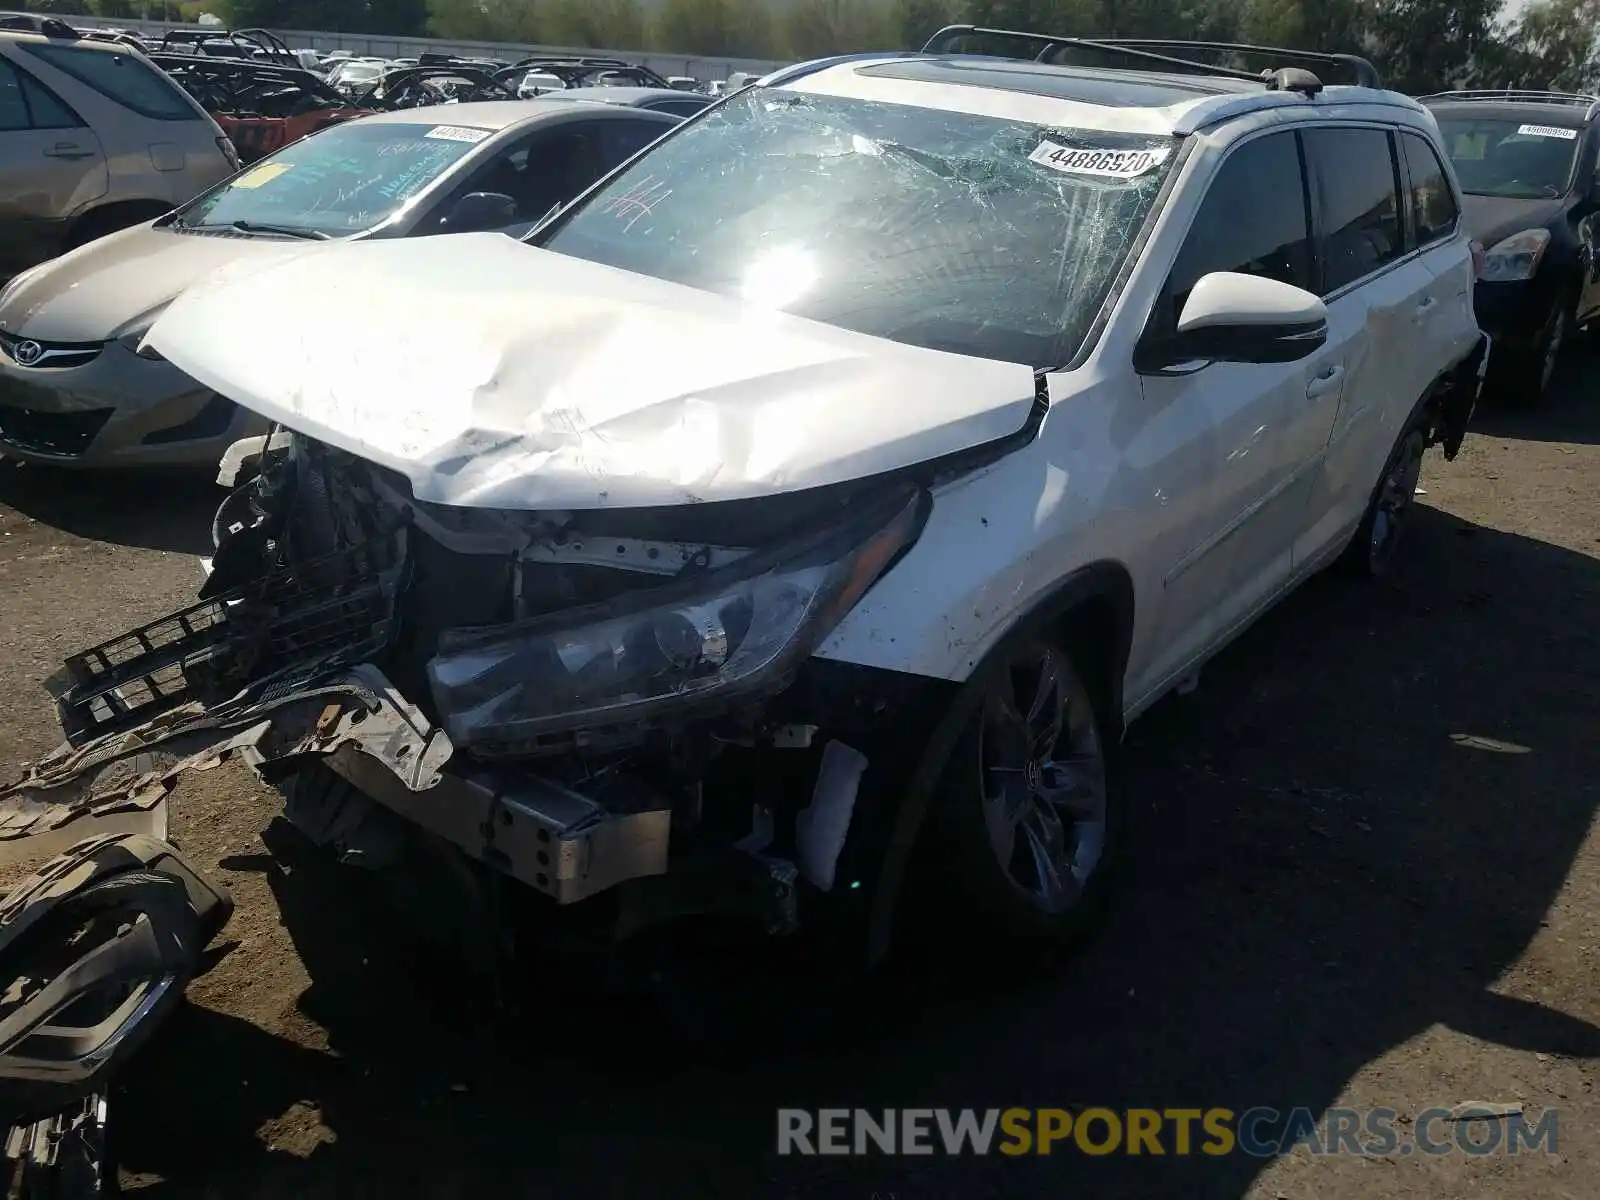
[441,191,517,232]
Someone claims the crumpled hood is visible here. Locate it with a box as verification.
[146,233,1039,510]
[0,222,316,343]
[1460,193,1569,249]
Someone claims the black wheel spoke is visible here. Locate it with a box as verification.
[977,643,1109,915]
[1024,654,1064,757]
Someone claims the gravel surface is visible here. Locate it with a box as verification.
[0,361,1595,1199]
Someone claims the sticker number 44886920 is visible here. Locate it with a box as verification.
[1029,140,1173,178]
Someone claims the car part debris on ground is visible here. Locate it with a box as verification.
[0,834,232,1199]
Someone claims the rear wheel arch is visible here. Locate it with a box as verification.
[65,199,173,249]
[861,559,1136,967]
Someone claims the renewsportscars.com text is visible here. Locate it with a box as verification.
[776,1106,1558,1158]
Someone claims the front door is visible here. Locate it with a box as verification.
[1136,128,1337,690]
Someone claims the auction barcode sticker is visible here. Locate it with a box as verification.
[1517,123,1578,140]
[425,125,492,143]
[1029,140,1172,178]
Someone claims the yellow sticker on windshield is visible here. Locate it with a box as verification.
[231,162,293,189]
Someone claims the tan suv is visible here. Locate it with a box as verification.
[0,25,236,273]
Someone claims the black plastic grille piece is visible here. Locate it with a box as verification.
[52,530,407,746]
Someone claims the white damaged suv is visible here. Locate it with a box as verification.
[4,29,1486,971]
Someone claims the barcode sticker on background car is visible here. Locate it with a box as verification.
[1028,140,1172,178]
[425,125,491,143]
[1517,123,1578,140]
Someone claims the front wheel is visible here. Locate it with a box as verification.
[1495,299,1570,405]
[919,638,1121,951]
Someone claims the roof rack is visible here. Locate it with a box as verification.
[920,25,1384,90]
[1418,88,1600,120]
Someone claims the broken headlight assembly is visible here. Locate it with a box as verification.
[426,487,929,754]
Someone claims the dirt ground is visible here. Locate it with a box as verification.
[0,359,1596,1199]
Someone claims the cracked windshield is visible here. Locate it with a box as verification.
[174,121,493,237]
[541,89,1176,366]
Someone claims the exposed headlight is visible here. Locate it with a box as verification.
[1479,228,1551,283]
[116,328,165,361]
[426,487,928,754]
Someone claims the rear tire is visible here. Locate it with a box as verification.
[1340,405,1429,580]
[63,205,167,252]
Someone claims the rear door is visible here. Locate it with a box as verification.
[0,53,107,270]
[1294,125,1434,568]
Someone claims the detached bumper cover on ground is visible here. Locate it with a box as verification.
[0,663,671,906]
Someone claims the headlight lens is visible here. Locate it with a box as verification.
[1479,228,1551,283]
[427,487,928,754]
[116,328,165,361]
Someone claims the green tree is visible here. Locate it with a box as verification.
[543,0,647,48]
[782,0,891,57]
[1506,0,1600,90]
[217,0,427,33]
[427,0,539,41]
[891,0,952,49]
[653,0,776,57]
[1364,0,1505,91]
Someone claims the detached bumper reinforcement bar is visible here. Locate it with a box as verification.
[0,664,670,905]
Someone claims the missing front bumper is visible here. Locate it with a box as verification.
[0,664,671,906]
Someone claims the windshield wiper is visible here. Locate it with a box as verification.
[223,220,330,240]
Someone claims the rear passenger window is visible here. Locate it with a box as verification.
[1304,127,1404,293]
[600,119,670,163]
[19,43,195,121]
[0,61,26,130]
[1167,131,1314,310]
[1400,132,1459,246]
[17,68,82,129]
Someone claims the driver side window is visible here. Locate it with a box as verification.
[429,124,609,231]
[1157,131,1314,331]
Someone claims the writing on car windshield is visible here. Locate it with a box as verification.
[1438,118,1581,199]
[540,90,1176,367]
[178,121,492,237]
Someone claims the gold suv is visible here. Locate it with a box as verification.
[0,24,236,273]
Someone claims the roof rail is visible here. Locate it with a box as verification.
[921,25,1383,90]
[1418,87,1600,117]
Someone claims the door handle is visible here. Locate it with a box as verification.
[43,142,94,160]
[1306,364,1344,399]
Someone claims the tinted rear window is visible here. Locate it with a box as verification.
[1303,127,1403,293]
[19,42,197,121]
[1399,132,1459,246]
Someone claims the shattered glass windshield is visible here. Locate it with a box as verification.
[539,89,1177,366]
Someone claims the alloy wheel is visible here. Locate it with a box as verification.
[1369,428,1426,575]
[977,646,1108,915]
